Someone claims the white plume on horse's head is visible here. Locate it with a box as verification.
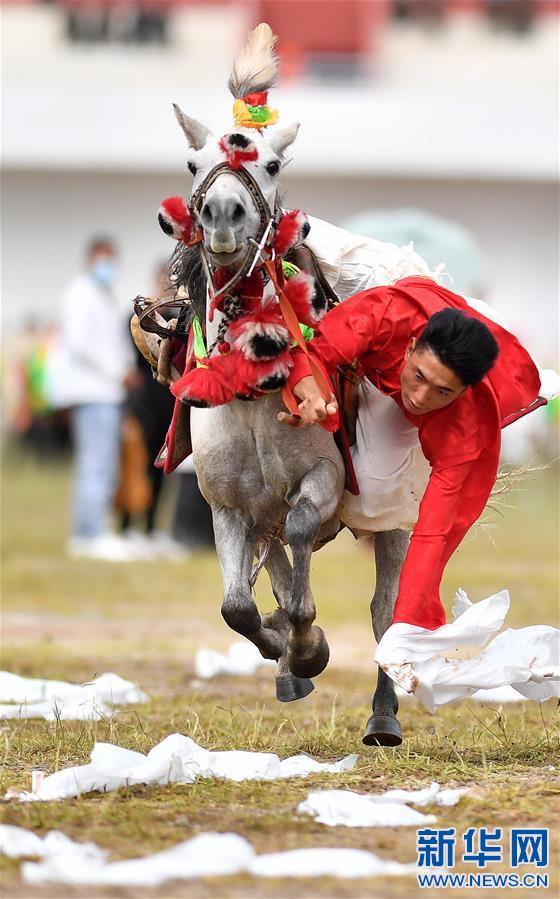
[228,22,279,99]
[172,22,300,267]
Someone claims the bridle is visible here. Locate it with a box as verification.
[189,160,282,305]
[135,160,280,341]
[135,155,340,427]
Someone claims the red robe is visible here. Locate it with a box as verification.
[288,276,542,630]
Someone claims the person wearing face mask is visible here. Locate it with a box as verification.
[59,237,138,561]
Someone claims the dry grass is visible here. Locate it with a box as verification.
[1,456,559,898]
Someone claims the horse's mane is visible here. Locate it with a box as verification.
[168,244,207,328]
[228,22,279,99]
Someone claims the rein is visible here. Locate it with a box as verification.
[133,295,190,341]
[263,259,334,416]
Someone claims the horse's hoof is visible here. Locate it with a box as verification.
[275,673,315,702]
[288,627,330,679]
[362,714,403,747]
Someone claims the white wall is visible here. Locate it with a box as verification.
[2,169,557,364]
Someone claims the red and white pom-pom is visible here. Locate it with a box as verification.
[225,352,292,395]
[252,354,293,391]
[274,210,310,256]
[219,132,259,171]
[282,270,316,326]
[228,305,289,361]
[158,197,195,242]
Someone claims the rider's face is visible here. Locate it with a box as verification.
[400,340,466,415]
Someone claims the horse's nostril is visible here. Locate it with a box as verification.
[201,204,213,224]
[232,202,245,222]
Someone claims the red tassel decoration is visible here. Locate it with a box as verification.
[171,364,235,406]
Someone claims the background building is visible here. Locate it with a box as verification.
[2,0,558,364]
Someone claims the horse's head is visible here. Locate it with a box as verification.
[173,110,299,268]
[172,23,298,270]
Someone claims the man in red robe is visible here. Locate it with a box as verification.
[280,276,543,631]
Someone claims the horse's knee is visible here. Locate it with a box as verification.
[288,604,314,628]
[221,591,261,637]
[286,497,321,546]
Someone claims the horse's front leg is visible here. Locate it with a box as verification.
[363,528,410,747]
[212,506,285,660]
[263,540,315,702]
[285,459,343,679]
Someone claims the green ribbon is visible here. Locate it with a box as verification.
[192,316,208,365]
[281,259,299,280]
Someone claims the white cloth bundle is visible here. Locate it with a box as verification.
[1,825,420,885]
[298,781,466,828]
[376,590,560,712]
[0,672,148,721]
[194,642,276,679]
[7,733,357,802]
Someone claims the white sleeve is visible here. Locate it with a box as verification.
[304,215,442,299]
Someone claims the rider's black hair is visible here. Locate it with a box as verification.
[417,308,499,387]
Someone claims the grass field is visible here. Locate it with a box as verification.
[1,455,559,898]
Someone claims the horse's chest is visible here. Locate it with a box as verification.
[190,402,304,511]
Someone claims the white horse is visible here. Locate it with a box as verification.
[165,24,433,746]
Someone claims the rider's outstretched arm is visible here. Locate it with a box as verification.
[280,287,392,426]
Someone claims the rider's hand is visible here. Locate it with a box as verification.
[277,389,338,428]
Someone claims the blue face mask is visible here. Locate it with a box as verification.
[92,257,118,287]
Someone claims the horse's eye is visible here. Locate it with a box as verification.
[188,162,197,176]
[266,161,280,176]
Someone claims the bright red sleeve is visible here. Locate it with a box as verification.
[392,451,499,630]
[288,287,392,391]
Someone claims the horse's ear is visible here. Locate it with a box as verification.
[267,122,300,157]
[173,103,212,150]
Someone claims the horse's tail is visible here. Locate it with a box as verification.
[228,22,279,99]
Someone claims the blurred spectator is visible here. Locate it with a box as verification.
[4,318,71,458]
[60,236,138,561]
[116,262,186,559]
[172,455,215,552]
